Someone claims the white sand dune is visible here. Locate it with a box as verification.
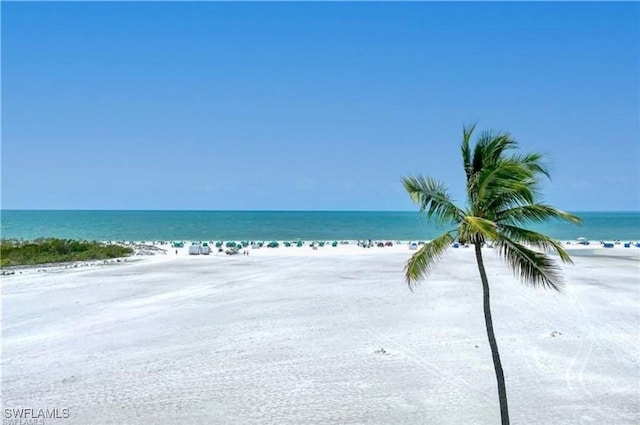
[1,246,639,424]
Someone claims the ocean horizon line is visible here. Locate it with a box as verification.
[2,209,639,214]
[3,210,638,241]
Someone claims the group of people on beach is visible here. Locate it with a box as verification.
[357,239,374,248]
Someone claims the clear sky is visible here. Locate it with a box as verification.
[2,2,638,211]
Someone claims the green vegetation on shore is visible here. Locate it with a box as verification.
[0,238,133,268]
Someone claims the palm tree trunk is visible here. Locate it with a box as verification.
[474,243,510,425]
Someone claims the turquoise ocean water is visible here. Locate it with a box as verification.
[1,211,638,242]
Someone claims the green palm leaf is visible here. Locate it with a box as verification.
[511,152,550,179]
[471,131,517,175]
[497,204,582,225]
[498,224,574,264]
[474,162,539,212]
[494,235,564,291]
[402,176,464,224]
[461,122,478,178]
[460,215,499,244]
[405,232,455,289]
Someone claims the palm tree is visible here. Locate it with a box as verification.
[402,124,582,425]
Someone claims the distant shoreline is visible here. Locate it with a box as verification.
[2,238,638,276]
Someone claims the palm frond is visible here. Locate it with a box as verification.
[405,232,455,289]
[471,131,517,176]
[498,224,574,264]
[474,161,540,212]
[497,204,583,226]
[459,215,499,244]
[494,235,564,291]
[511,152,550,179]
[402,176,464,224]
[461,122,478,178]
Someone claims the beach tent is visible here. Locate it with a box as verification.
[171,241,184,248]
[189,243,201,255]
[577,237,590,246]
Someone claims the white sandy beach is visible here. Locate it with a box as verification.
[1,244,639,424]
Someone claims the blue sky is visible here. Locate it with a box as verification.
[2,2,638,211]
